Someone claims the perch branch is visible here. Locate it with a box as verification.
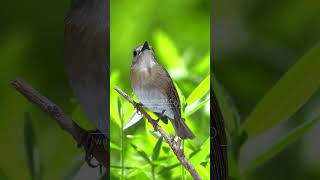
[114,86,201,180]
[11,78,109,168]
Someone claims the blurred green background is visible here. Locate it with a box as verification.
[0,0,85,180]
[0,0,210,180]
[213,0,320,180]
[110,0,210,179]
[1,0,319,180]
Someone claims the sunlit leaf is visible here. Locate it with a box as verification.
[244,115,320,174]
[185,96,209,117]
[111,72,121,126]
[123,112,143,130]
[189,137,210,165]
[152,137,163,161]
[149,130,161,139]
[186,74,210,105]
[243,43,320,137]
[110,142,121,151]
[191,52,210,75]
[174,81,186,108]
[195,165,210,180]
[153,30,182,68]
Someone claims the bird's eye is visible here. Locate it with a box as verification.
[133,50,137,57]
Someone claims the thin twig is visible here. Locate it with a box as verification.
[114,86,201,180]
[11,78,109,168]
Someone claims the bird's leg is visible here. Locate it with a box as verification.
[155,110,166,123]
[77,129,106,168]
[133,102,143,115]
[153,110,166,131]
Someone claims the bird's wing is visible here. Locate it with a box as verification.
[151,64,181,120]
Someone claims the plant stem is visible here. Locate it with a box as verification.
[152,165,156,180]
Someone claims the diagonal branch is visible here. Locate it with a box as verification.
[114,86,201,180]
[11,78,109,168]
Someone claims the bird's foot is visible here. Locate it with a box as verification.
[153,110,166,131]
[133,102,143,115]
[171,136,183,155]
[77,129,106,168]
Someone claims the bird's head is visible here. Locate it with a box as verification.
[132,41,156,66]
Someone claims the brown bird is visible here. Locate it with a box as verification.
[130,41,194,139]
[64,0,109,166]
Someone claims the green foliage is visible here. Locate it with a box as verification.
[24,112,43,180]
[244,115,320,174]
[243,43,320,138]
[110,0,210,179]
[152,137,163,161]
[214,42,320,179]
[186,75,210,105]
[211,74,241,139]
[0,168,9,180]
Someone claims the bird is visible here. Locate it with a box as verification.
[130,41,195,139]
[64,0,109,166]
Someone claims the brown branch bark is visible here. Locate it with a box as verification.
[11,78,109,168]
[114,86,201,180]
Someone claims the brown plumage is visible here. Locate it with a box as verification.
[64,0,109,136]
[130,41,194,139]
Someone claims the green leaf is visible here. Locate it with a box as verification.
[158,163,180,174]
[174,81,186,108]
[152,137,163,161]
[243,43,320,137]
[244,115,320,174]
[191,52,210,75]
[24,112,35,180]
[185,96,209,117]
[110,142,121,151]
[123,112,143,130]
[125,165,150,179]
[61,158,84,180]
[228,151,240,179]
[110,72,121,126]
[153,30,182,68]
[149,130,161,139]
[189,137,210,165]
[117,97,123,123]
[186,74,210,105]
[211,74,241,140]
[0,168,9,180]
[195,165,210,180]
[130,144,152,164]
[24,112,42,180]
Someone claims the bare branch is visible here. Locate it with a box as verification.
[11,78,109,168]
[114,86,201,180]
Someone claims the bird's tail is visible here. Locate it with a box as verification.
[172,119,195,139]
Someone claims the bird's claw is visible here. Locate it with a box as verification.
[134,102,143,115]
[153,110,166,131]
[77,130,106,168]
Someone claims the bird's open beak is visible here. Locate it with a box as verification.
[141,41,150,52]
